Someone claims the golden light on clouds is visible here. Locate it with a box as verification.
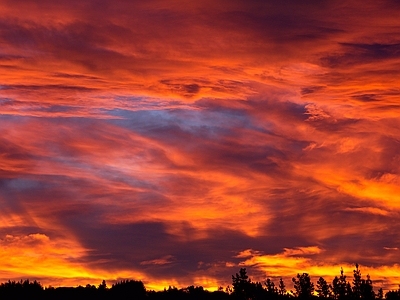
[236,247,400,291]
[0,233,90,282]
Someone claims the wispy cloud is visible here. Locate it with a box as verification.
[0,0,400,291]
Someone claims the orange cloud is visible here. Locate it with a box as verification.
[1,0,400,292]
[0,233,91,283]
[236,247,400,291]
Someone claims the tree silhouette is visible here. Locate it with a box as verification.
[333,268,351,300]
[292,273,315,299]
[278,278,287,296]
[353,264,363,299]
[377,288,384,300]
[253,281,268,300]
[316,277,332,298]
[0,279,43,300]
[184,285,207,300]
[0,265,399,300]
[351,264,375,300]
[232,268,252,300]
[360,274,374,300]
[98,280,107,290]
[265,278,277,295]
[386,287,400,300]
[111,279,146,300]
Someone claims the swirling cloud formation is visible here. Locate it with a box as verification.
[1,0,400,291]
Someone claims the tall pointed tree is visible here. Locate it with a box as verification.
[360,274,374,300]
[232,268,252,300]
[316,277,331,298]
[332,268,350,300]
[265,278,277,295]
[353,264,362,299]
[278,278,287,296]
[292,273,314,299]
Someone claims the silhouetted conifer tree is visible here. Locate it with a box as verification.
[353,264,362,299]
[316,277,331,298]
[332,268,350,300]
[292,273,314,299]
[253,281,267,300]
[265,278,277,295]
[360,274,374,300]
[98,280,107,290]
[278,278,287,296]
[232,268,252,300]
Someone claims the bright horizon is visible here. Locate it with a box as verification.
[1,0,400,292]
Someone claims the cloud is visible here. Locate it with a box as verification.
[321,43,400,68]
[1,0,400,292]
[234,247,400,290]
[343,207,390,216]
[0,233,101,285]
[141,255,175,266]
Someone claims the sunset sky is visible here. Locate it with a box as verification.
[1,0,400,292]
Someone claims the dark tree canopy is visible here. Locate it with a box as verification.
[0,264,399,300]
[292,273,315,299]
[316,277,331,298]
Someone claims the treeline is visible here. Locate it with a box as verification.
[228,265,386,300]
[1,264,400,300]
[0,279,228,300]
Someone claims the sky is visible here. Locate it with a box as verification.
[1,0,400,292]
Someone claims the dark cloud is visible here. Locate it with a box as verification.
[301,86,325,95]
[159,80,201,97]
[320,43,400,68]
[351,93,379,102]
